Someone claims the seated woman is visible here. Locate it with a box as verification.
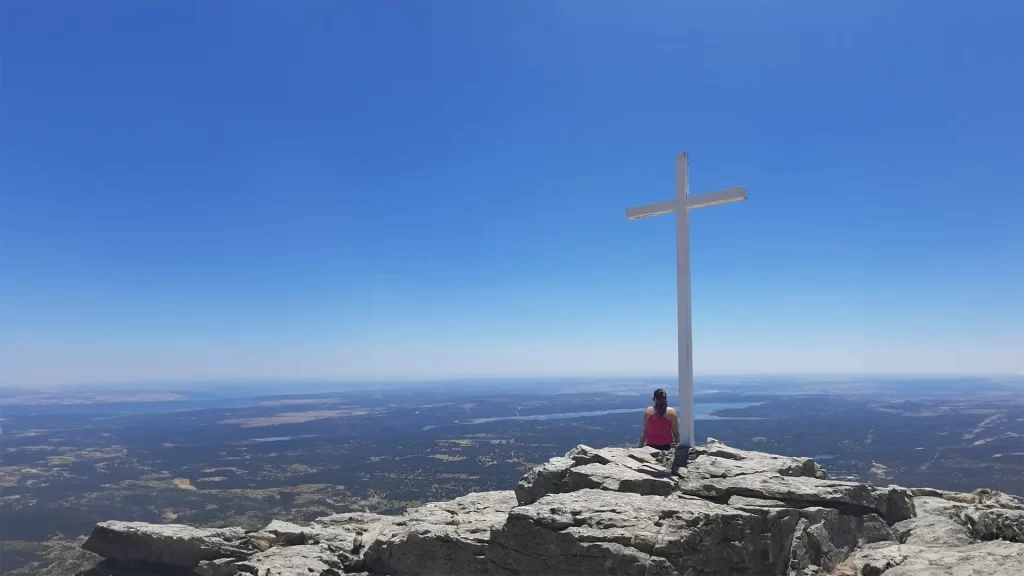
[637,388,680,450]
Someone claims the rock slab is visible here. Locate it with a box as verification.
[81,522,248,569]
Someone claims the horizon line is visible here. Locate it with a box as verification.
[3,371,1022,392]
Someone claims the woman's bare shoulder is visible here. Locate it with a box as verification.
[643,406,656,416]
[666,407,679,417]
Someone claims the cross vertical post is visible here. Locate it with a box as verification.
[675,153,695,447]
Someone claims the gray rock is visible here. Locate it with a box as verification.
[894,494,1024,547]
[238,532,276,553]
[306,511,399,571]
[489,489,800,576]
[969,488,1024,510]
[569,445,666,470]
[514,456,574,505]
[963,507,1024,543]
[259,520,308,546]
[362,490,517,575]
[516,440,830,508]
[81,521,249,569]
[728,495,790,508]
[788,507,861,574]
[871,485,917,526]
[682,440,911,524]
[234,544,344,576]
[516,444,675,502]
[761,508,806,574]
[565,462,676,497]
[910,487,1024,510]
[196,558,241,576]
[515,445,676,505]
[892,494,970,545]
[702,438,828,479]
[312,511,391,528]
[679,473,915,523]
[892,512,974,547]
[786,518,815,576]
[834,540,1024,576]
[859,514,896,546]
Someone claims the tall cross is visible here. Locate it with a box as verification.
[627,153,747,448]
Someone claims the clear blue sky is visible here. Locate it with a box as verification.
[2,1,1021,387]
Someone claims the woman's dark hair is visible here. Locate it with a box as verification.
[653,388,668,417]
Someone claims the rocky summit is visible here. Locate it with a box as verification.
[75,439,1024,576]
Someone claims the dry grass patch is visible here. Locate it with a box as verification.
[430,454,466,462]
[220,409,369,427]
[171,478,197,490]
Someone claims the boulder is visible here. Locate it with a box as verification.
[892,512,974,547]
[259,520,308,546]
[679,473,915,523]
[871,485,917,525]
[910,487,1024,510]
[234,544,344,576]
[360,490,516,575]
[565,462,676,497]
[195,558,241,576]
[900,494,973,544]
[489,489,801,576]
[515,445,680,505]
[81,522,249,569]
[788,507,865,574]
[963,507,1024,543]
[700,438,828,479]
[241,532,276,553]
[727,495,790,509]
[679,440,913,525]
[859,514,896,546]
[514,456,574,505]
[894,493,1024,547]
[834,540,1024,576]
[304,511,399,571]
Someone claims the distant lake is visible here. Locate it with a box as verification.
[466,402,763,425]
[246,435,317,443]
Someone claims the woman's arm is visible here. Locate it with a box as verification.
[670,410,681,445]
[637,411,649,448]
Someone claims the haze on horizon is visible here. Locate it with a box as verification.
[1,2,1022,388]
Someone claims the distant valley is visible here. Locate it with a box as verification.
[1,376,1021,575]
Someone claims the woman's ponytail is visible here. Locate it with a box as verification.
[653,388,668,417]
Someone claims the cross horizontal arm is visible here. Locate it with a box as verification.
[626,199,677,220]
[683,187,747,210]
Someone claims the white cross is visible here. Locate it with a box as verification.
[627,153,747,447]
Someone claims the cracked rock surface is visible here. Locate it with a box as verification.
[77,439,1024,575]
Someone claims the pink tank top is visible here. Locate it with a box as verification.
[647,412,673,445]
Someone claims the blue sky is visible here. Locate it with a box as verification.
[1,1,1021,387]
